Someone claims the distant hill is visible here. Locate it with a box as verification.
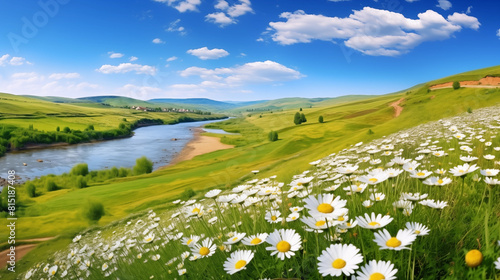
[22,95,89,103]
[148,98,269,112]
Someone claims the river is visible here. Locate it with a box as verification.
[0,119,228,181]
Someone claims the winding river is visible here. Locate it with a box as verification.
[0,119,228,181]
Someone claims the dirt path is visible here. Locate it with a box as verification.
[0,236,57,269]
[390,98,405,117]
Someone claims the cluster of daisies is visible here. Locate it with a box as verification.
[22,106,500,279]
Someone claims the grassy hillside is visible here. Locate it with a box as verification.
[428,65,500,85]
[1,65,500,277]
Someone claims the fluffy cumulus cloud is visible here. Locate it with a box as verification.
[187,47,229,60]
[49,73,81,80]
[497,29,500,38]
[0,54,31,66]
[153,0,201,13]
[206,0,253,26]
[179,60,303,86]
[152,38,164,44]
[97,63,157,75]
[108,52,124,59]
[267,8,480,56]
[437,0,452,10]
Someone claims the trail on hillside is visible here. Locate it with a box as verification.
[390,98,405,117]
[0,236,57,269]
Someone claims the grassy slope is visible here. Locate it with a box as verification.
[1,65,500,277]
[429,65,500,85]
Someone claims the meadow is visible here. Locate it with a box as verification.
[1,66,500,278]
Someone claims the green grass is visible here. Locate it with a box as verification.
[427,65,500,85]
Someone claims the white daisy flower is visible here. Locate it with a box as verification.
[242,233,268,246]
[303,193,347,219]
[205,189,222,198]
[480,169,499,177]
[409,170,433,179]
[405,222,430,236]
[317,243,363,277]
[265,210,283,224]
[224,232,246,245]
[373,228,416,250]
[286,212,300,222]
[356,213,393,229]
[265,229,302,260]
[422,177,452,186]
[223,250,254,275]
[494,257,500,270]
[449,163,479,177]
[356,260,398,280]
[369,192,386,202]
[181,235,200,247]
[191,238,216,258]
[48,265,58,276]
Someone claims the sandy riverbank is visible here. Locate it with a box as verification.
[166,128,234,166]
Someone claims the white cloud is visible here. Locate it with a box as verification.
[152,38,165,44]
[466,6,472,14]
[166,19,186,35]
[179,60,303,86]
[187,47,229,60]
[206,0,253,26]
[97,63,157,75]
[437,0,452,10]
[129,56,138,62]
[0,54,32,66]
[166,56,178,62]
[108,52,124,59]
[153,0,201,13]
[405,0,419,2]
[497,29,500,38]
[119,84,162,99]
[267,8,480,56]
[49,73,81,80]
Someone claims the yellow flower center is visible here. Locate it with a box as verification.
[416,172,425,176]
[292,216,297,220]
[232,237,239,241]
[332,258,346,269]
[338,216,345,221]
[297,182,303,186]
[315,220,326,227]
[235,260,247,269]
[465,249,483,268]
[199,247,210,256]
[386,237,402,248]
[271,215,277,221]
[368,221,380,227]
[408,167,413,170]
[486,171,491,175]
[51,271,56,275]
[369,178,378,183]
[317,203,334,213]
[437,179,443,184]
[357,187,363,191]
[276,241,291,253]
[265,190,271,193]
[145,237,152,242]
[376,196,381,200]
[250,238,261,245]
[347,222,351,227]
[369,272,386,280]
[187,239,193,245]
[192,208,200,213]
[415,230,421,234]
[459,170,465,173]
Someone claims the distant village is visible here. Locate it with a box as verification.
[129,105,212,115]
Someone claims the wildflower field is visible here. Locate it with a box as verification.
[24,106,500,279]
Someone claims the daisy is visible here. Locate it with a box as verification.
[338,219,358,229]
[480,169,499,177]
[435,168,446,175]
[402,192,428,201]
[358,172,389,185]
[102,263,109,271]
[265,210,283,224]
[242,233,268,246]
[356,213,393,229]
[343,184,368,194]
[409,170,433,179]
[224,232,246,245]
[403,161,420,172]
[460,155,478,162]
[494,256,500,270]
[356,260,398,280]
[223,250,254,275]
[449,163,479,177]
[181,235,200,247]
[48,265,58,276]
[265,229,302,260]
[419,199,448,209]
[373,228,416,250]
[385,168,403,178]
[286,212,300,222]
[143,233,155,243]
[290,206,303,212]
[484,154,495,160]
[362,200,374,208]
[191,238,216,258]
[178,269,187,275]
[205,189,222,198]
[432,151,445,157]
[337,165,359,174]
[405,222,430,236]
[186,203,203,216]
[369,193,386,202]
[303,193,347,219]
[301,216,338,232]
[484,177,500,185]
[317,243,363,277]
[422,177,452,186]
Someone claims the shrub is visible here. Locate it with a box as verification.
[75,176,88,189]
[452,81,460,90]
[368,129,375,135]
[294,112,302,125]
[300,113,307,123]
[46,180,58,192]
[83,200,104,224]
[71,163,89,176]
[133,156,153,175]
[318,116,324,123]
[268,131,278,142]
[467,107,473,114]
[26,182,36,197]
[180,188,196,200]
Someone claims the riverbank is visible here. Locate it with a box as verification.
[167,128,234,166]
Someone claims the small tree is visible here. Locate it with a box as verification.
[294,112,302,125]
[467,107,473,114]
[83,200,105,224]
[300,113,307,123]
[268,131,278,142]
[26,182,36,197]
[75,175,88,189]
[46,179,58,192]
[133,156,153,175]
[299,108,303,111]
[71,163,89,176]
[63,127,71,133]
[86,124,95,131]
[368,129,375,135]
[452,81,460,90]
[318,116,324,123]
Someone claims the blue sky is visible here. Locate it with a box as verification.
[0,0,499,101]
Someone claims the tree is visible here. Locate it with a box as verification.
[56,126,60,132]
[299,108,303,111]
[46,179,58,191]
[83,200,105,224]
[86,124,95,131]
[71,163,89,176]
[318,116,324,123]
[63,127,71,133]
[300,113,307,123]
[268,131,278,142]
[368,129,374,135]
[452,81,460,90]
[294,112,302,125]
[75,176,88,189]
[133,156,153,175]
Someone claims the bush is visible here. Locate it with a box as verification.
[368,129,375,135]
[452,81,460,90]
[268,131,278,142]
[71,163,89,176]
[83,200,104,224]
[133,156,153,175]
[25,183,36,197]
[180,188,196,200]
[46,180,58,192]
[75,176,88,189]
[300,113,307,123]
[318,116,324,123]
[467,107,473,114]
[294,112,302,125]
